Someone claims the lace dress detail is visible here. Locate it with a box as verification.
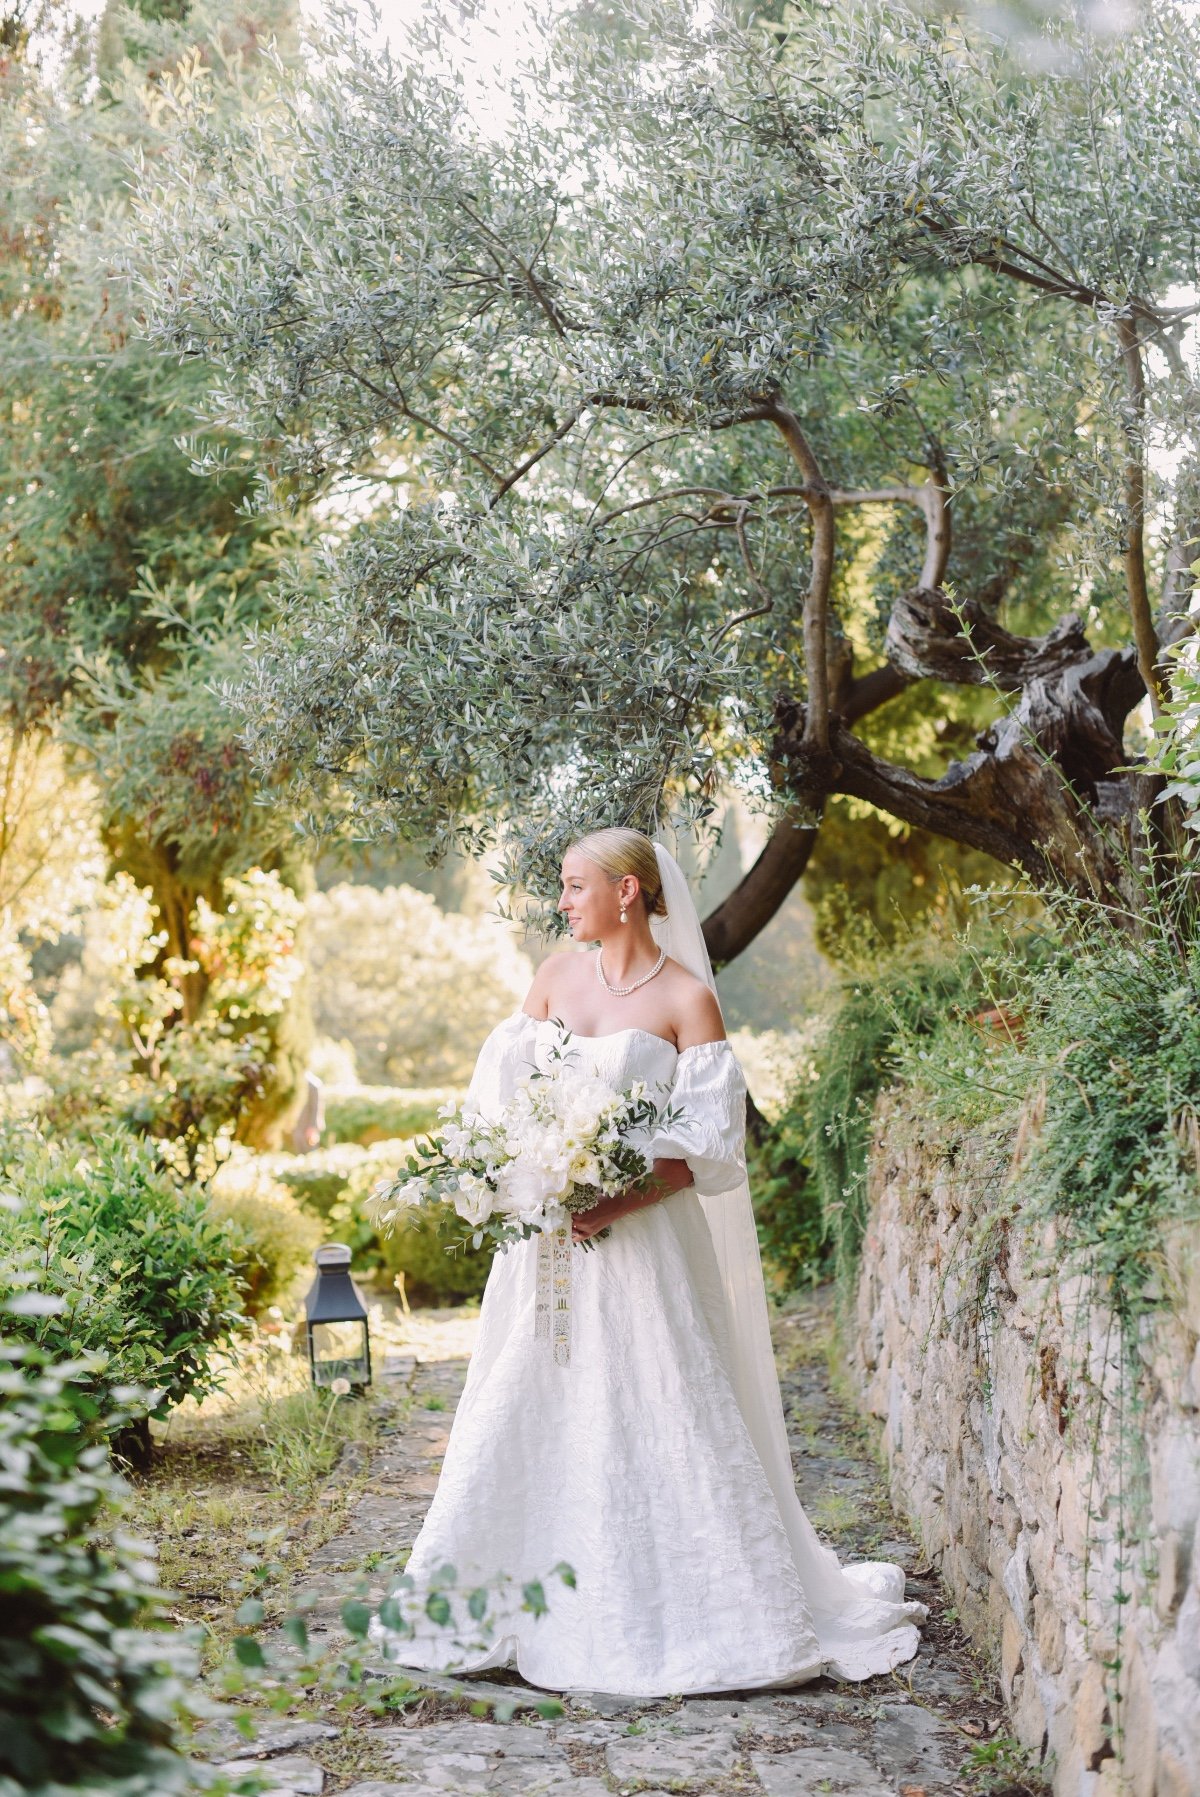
[371,1013,924,1695]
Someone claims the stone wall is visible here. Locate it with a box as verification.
[853,1099,1200,1797]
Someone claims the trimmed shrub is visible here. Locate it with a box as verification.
[225,1138,489,1305]
[0,1126,246,1421]
[321,1085,459,1148]
[329,1144,491,1304]
[358,1196,492,1306]
[264,1141,366,1216]
[0,1337,199,1795]
[207,1165,324,1315]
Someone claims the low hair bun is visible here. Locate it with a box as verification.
[568,827,668,920]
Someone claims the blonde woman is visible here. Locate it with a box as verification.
[373,829,925,1695]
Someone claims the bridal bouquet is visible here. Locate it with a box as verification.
[370,1026,681,1253]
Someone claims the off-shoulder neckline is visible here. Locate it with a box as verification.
[513,1013,731,1058]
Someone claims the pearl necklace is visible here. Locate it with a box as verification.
[595,945,667,997]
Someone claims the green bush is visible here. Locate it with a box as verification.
[232,1138,489,1304]
[0,1336,199,1796]
[207,1164,324,1315]
[806,939,994,1285]
[365,1197,492,1306]
[0,1126,246,1421]
[265,1141,365,1215]
[895,890,1200,1325]
[749,1099,828,1296]
[328,1144,491,1304]
[321,1086,459,1148]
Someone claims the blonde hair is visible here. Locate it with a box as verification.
[568,827,668,919]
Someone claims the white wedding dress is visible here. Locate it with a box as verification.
[372,1009,926,1697]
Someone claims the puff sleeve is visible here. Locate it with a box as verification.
[642,1039,748,1198]
[463,1012,540,1120]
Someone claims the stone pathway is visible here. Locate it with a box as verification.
[196,1292,1026,1797]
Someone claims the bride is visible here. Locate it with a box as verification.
[372,827,925,1695]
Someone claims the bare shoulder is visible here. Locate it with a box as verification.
[521,950,581,1020]
[666,960,726,1051]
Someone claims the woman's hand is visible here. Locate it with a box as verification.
[570,1158,693,1242]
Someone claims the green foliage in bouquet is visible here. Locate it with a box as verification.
[0,1329,200,1796]
[0,1128,246,1424]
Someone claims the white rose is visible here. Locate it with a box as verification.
[452,1174,493,1227]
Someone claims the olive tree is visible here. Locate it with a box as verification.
[126,0,1200,947]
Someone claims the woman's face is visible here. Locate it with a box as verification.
[558,850,631,941]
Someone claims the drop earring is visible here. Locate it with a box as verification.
[619,902,628,924]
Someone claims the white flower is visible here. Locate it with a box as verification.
[453,1173,493,1227]
[330,1377,352,1397]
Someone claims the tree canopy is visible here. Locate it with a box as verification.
[126,0,1200,944]
[0,0,307,916]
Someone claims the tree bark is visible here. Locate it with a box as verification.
[773,588,1158,901]
[701,812,820,968]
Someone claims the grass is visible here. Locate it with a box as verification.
[129,1320,400,1666]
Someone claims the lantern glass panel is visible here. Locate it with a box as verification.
[309,1320,369,1387]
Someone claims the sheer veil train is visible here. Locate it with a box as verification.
[649,838,924,1645]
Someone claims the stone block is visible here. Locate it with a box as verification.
[604,1730,737,1784]
[194,1715,339,1760]
[217,1755,324,1796]
[1002,1533,1034,1628]
[1151,1428,1200,1536]
[1033,1594,1065,1675]
[753,1746,893,1797]
[1072,1661,1112,1770]
[1001,1611,1025,1698]
[1116,1647,1158,1797]
[1010,1668,1048,1759]
[1154,1529,1184,1619]
[1155,1745,1200,1797]
[1057,1458,1090,1562]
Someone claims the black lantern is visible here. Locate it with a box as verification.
[303,1243,371,1389]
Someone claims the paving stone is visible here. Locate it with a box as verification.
[564,1688,651,1715]
[217,1754,325,1795]
[339,1787,441,1797]
[870,1703,960,1785]
[194,1715,338,1759]
[754,1746,896,1796]
[341,1787,609,1797]
[674,1695,809,1734]
[375,1718,571,1794]
[605,1729,739,1783]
